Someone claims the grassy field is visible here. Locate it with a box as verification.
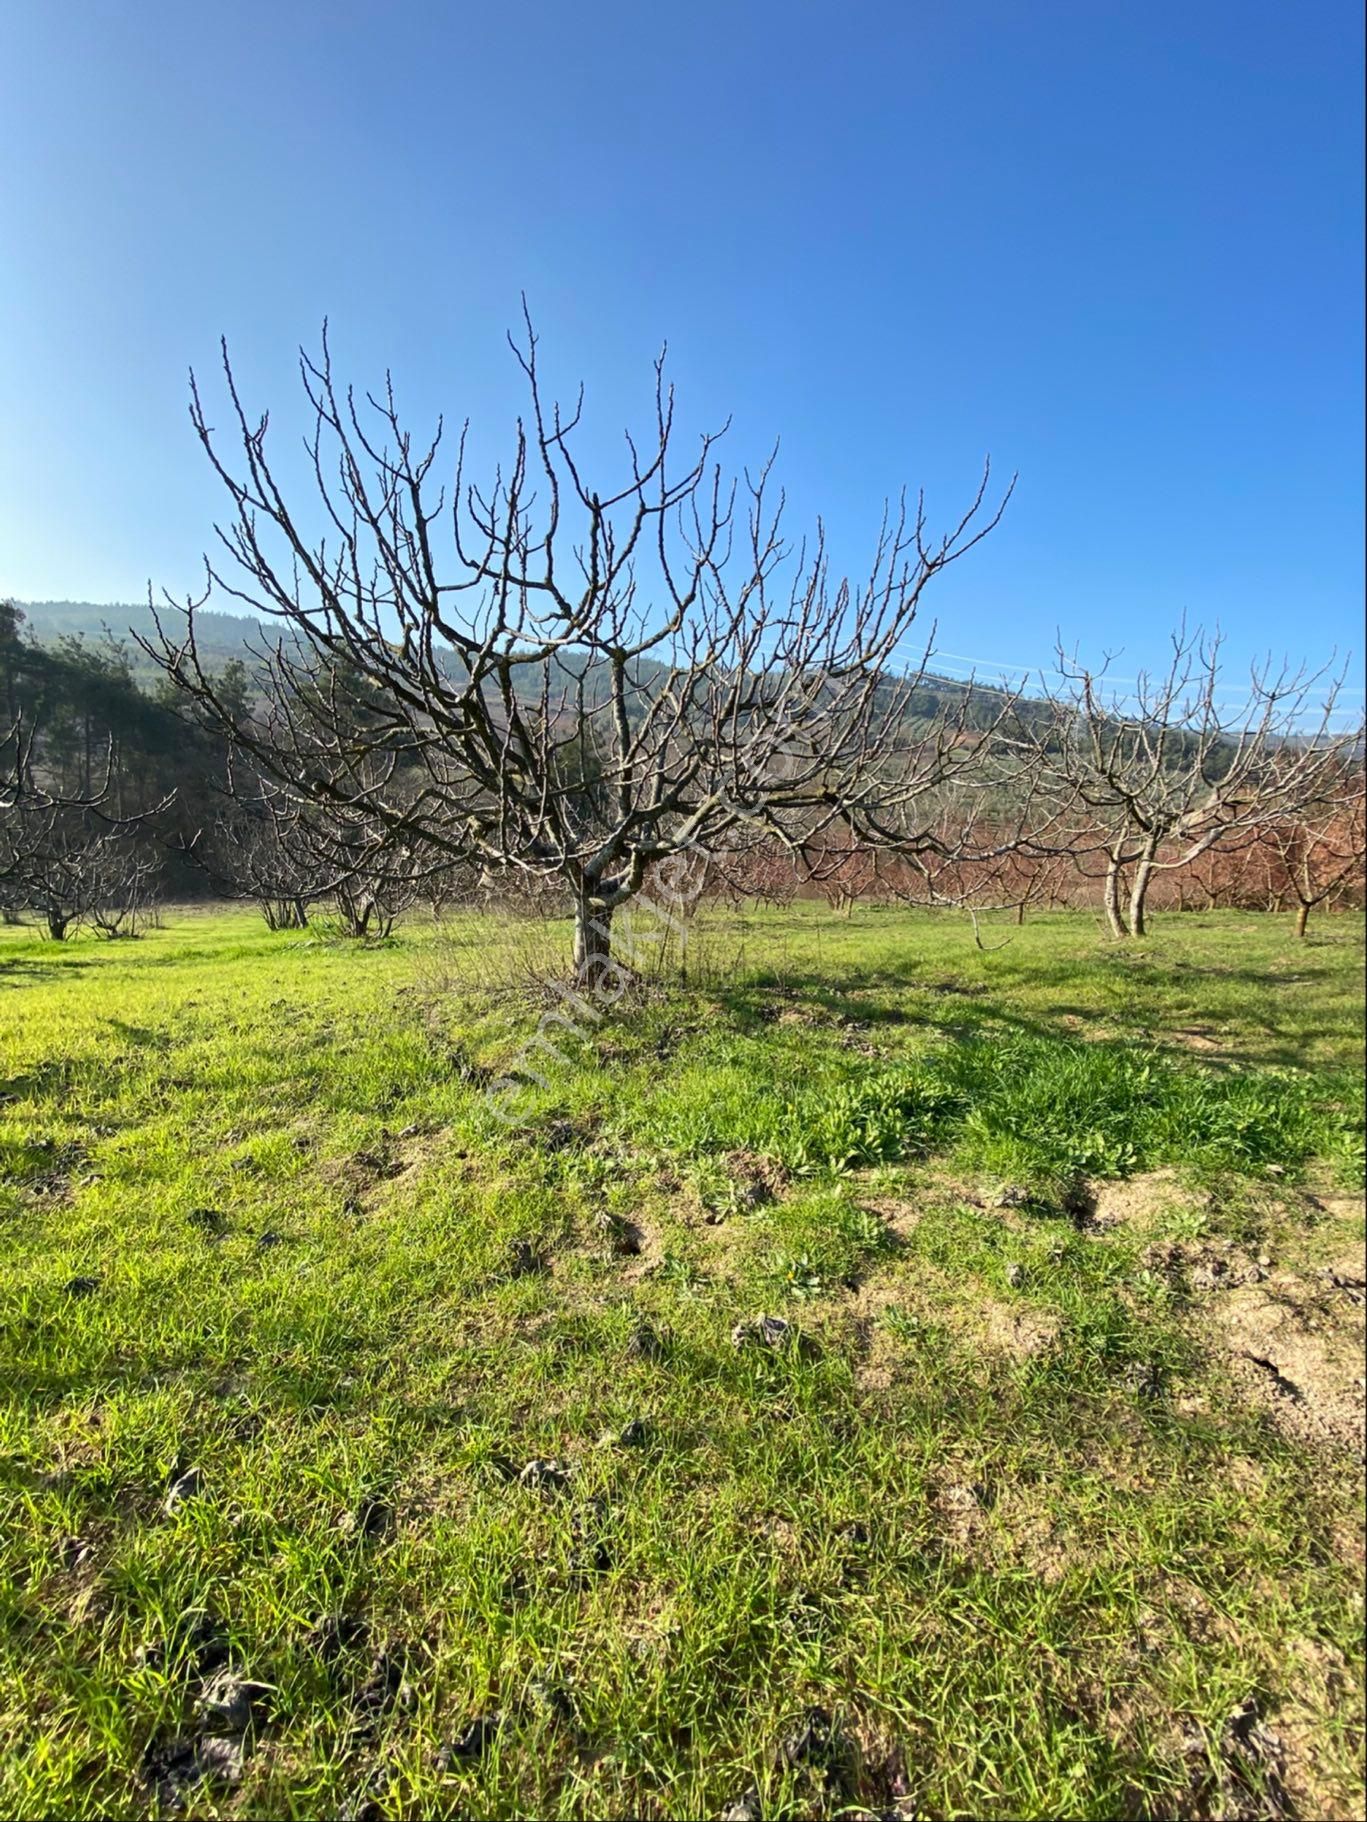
[1,904,1363,1820]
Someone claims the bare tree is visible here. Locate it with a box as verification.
[5,799,136,940]
[216,771,426,939]
[206,783,320,930]
[143,315,1011,983]
[310,802,424,939]
[419,856,479,921]
[0,718,39,924]
[848,766,1069,943]
[1005,626,1357,939]
[697,840,802,911]
[86,830,159,937]
[2,716,160,938]
[1252,766,1366,938]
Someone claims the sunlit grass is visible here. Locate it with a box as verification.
[0,905,1362,1818]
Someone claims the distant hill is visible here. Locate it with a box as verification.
[13,599,1014,715]
[11,597,1057,753]
[15,600,270,680]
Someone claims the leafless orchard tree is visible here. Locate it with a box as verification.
[0,718,38,924]
[818,704,1081,939]
[695,841,802,911]
[179,674,445,937]
[4,799,152,940]
[86,832,159,938]
[889,842,1052,946]
[849,765,1072,943]
[318,805,425,939]
[203,777,320,930]
[1003,626,1358,939]
[220,771,427,939]
[142,313,1012,983]
[1252,764,1366,938]
[2,716,161,939]
[811,835,883,918]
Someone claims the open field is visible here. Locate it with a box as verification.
[1,905,1363,1820]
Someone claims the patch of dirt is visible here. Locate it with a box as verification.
[1304,1191,1367,1224]
[591,1211,645,1260]
[1328,1511,1365,1573]
[976,1297,1063,1362]
[844,1257,955,1389]
[1141,1228,1365,1453]
[1159,1579,1238,1649]
[325,1125,451,1209]
[857,1195,923,1243]
[1171,1026,1224,1052]
[1086,1168,1201,1232]
[845,1281,925,1390]
[998,1508,1076,1585]
[1139,1236,1262,1293]
[847,1728,916,1819]
[854,1326,901,1391]
[1171,1695,1295,1820]
[931,1477,991,1555]
[722,1149,789,1210]
[847,1244,1062,1384]
[616,1216,666,1281]
[1213,1260,1366,1455]
[931,1474,1086,1583]
[1274,1635,1364,1822]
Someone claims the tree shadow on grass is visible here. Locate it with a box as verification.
[0,953,98,986]
[706,971,1342,1075]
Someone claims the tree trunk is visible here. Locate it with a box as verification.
[1103,857,1129,939]
[1128,851,1156,937]
[573,897,614,984]
[46,910,71,941]
[1295,901,1310,939]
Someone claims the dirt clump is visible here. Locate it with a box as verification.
[1272,1635,1363,1822]
[1139,1236,1261,1293]
[1141,1231,1365,1452]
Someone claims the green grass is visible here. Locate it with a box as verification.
[0,904,1363,1819]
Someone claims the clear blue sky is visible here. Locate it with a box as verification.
[2,0,1362,711]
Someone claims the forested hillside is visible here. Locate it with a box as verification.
[17,600,266,682]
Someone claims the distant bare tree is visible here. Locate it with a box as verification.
[86,831,159,937]
[6,800,144,940]
[319,808,424,939]
[1252,767,1366,938]
[224,774,425,939]
[421,855,481,921]
[793,828,883,917]
[2,716,161,938]
[186,676,441,936]
[1006,626,1357,939]
[852,769,1069,943]
[207,781,320,930]
[701,841,801,911]
[143,314,1011,983]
